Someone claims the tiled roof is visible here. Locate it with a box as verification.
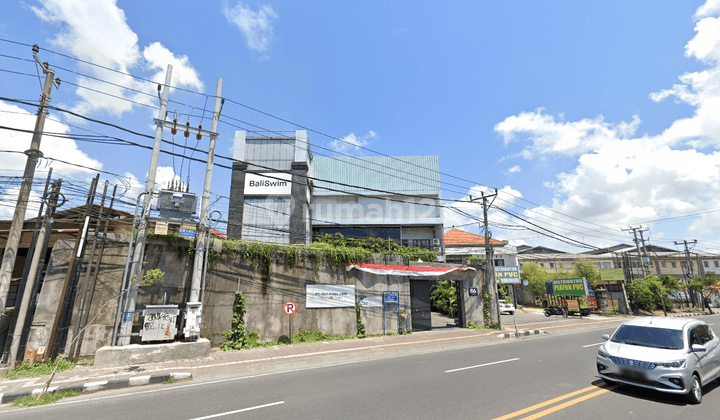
[444,228,506,246]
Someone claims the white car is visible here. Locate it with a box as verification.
[499,299,515,314]
[596,317,720,404]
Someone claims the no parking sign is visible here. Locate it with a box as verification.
[284,301,297,315]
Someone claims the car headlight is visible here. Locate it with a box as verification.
[597,347,611,359]
[656,360,686,369]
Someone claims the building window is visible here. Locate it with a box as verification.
[540,263,544,267]
[671,262,677,268]
[661,261,666,268]
[494,259,505,267]
[704,261,710,268]
[601,261,614,270]
[549,262,555,269]
[715,261,719,267]
[411,239,432,250]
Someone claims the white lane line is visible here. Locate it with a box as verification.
[189,401,284,420]
[445,358,519,373]
[582,342,605,348]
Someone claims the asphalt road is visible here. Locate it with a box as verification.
[4,314,720,419]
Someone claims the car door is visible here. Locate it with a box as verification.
[690,325,715,381]
[701,325,720,380]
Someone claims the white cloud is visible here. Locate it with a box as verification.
[31,0,203,118]
[223,2,278,53]
[494,109,641,158]
[330,130,377,154]
[491,0,720,249]
[508,165,521,173]
[443,185,523,236]
[0,100,102,217]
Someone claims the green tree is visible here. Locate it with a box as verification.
[626,275,679,316]
[430,281,457,318]
[570,259,600,289]
[520,262,549,296]
[687,273,719,315]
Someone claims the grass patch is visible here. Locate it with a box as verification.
[221,328,409,351]
[467,321,497,330]
[76,359,94,366]
[164,376,176,384]
[12,389,80,407]
[3,359,75,380]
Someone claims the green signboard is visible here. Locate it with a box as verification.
[549,278,587,296]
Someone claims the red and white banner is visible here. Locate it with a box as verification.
[344,263,476,277]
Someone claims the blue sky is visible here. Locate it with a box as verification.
[1,0,719,255]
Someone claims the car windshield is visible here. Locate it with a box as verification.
[611,325,685,350]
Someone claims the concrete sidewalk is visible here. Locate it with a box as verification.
[0,322,549,404]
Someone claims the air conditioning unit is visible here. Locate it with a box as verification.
[432,238,441,245]
[433,246,442,254]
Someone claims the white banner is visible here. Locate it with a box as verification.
[306,285,355,308]
[245,172,292,195]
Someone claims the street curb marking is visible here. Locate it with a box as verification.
[0,372,192,405]
[497,330,545,339]
[672,313,710,317]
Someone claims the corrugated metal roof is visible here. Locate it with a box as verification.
[313,156,440,196]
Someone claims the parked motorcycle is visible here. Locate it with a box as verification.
[544,306,567,317]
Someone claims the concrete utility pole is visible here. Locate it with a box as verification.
[118,65,173,345]
[480,189,499,328]
[190,79,223,306]
[8,179,61,365]
[623,226,648,278]
[0,45,60,312]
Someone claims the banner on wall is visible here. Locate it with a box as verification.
[244,172,292,195]
[495,266,520,284]
[306,285,356,308]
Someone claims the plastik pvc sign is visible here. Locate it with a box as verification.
[244,172,292,195]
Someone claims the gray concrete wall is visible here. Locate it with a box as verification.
[29,236,482,356]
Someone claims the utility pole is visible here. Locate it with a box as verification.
[7,179,61,365]
[475,189,499,328]
[0,45,60,312]
[118,65,173,346]
[189,79,223,315]
[675,240,697,308]
[622,226,648,278]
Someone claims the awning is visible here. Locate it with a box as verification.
[344,263,476,277]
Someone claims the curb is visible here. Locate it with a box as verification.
[0,372,191,405]
[497,330,545,339]
[672,312,711,317]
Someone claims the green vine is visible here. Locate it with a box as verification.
[221,291,259,350]
[483,293,498,329]
[356,301,366,338]
[211,233,437,276]
[130,268,165,287]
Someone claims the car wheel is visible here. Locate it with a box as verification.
[687,374,702,404]
[544,309,551,317]
[601,378,615,386]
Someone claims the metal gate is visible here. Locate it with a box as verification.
[410,280,431,331]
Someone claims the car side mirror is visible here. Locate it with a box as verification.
[602,334,609,340]
[692,344,707,353]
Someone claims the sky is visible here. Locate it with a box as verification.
[1,0,719,256]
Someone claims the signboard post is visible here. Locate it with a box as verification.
[284,301,296,342]
[382,291,400,335]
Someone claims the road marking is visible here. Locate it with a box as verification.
[445,358,519,373]
[519,385,617,419]
[188,401,284,419]
[492,384,611,420]
[582,342,605,348]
